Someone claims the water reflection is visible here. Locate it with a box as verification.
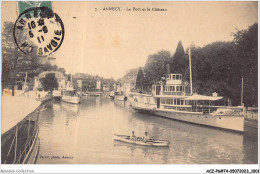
[113,141,170,164]
[37,97,257,164]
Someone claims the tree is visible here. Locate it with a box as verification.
[136,67,144,90]
[190,41,241,105]
[40,73,58,94]
[189,22,257,107]
[144,50,171,88]
[1,21,39,95]
[171,41,189,75]
[233,23,258,106]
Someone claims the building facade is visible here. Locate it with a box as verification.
[120,68,138,96]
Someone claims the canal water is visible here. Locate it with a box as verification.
[37,97,258,164]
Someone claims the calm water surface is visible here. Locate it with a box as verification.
[37,97,258,164]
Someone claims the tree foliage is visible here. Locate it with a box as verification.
[136,67,144,90]
[1,21,39,92]
[233,23,258,106]
[189,24,257,106]
[190,42,239,103]
[40,73,58,92]
[144,50,171,87]
[171,41,188,75]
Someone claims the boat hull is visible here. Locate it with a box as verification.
[61,96,80,104]
[132,106,244,132]
[61,99,80,104]
[115,95,127,101]
[114,134,169,147]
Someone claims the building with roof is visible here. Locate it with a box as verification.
[121,68,139,96]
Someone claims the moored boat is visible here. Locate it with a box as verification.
[114,134,170,147]
[115,95,127,101]
[131,73,245,132]
[131,46,245,132]
[61,87,81,104]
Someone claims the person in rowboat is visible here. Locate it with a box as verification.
[130,131,137,141]
[143,132,149,143]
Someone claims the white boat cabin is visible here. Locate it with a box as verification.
[152,74,188,96]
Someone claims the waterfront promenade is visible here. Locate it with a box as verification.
[1,90,42,135]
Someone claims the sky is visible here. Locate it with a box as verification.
[1,1,258,79]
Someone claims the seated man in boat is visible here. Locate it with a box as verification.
[143,132,149,143]
[130,131,137,141]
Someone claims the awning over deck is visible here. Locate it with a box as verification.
[154,95,187,99]
[184,93,223,101]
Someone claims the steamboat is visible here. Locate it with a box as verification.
[131,47,244,132]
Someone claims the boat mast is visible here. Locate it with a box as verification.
[23,71,28,94]
[241,76,243,106]
[189,45,193,95]
[71,74,73,88]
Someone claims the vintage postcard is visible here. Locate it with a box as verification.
[1,1,259,173]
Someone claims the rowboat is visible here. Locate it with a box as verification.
[114,134,170,147]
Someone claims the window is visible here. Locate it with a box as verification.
[176,86,179,91]
[180,86,182,91]
[169,75,172,79]
[172,75,175,79]
[174,99,176,105]
[170,86,173,91]
[181,100,184,105]
[176,75,179,79]
[161,98,165,104]
[177,99,180,105]
[173,86,175,91]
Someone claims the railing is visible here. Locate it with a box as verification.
[2,123,38,164]
[244,111,258,121]
[163,106,217,114]
[15,127,38,164]
[130,89,152,95]
[161,91,184,96]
